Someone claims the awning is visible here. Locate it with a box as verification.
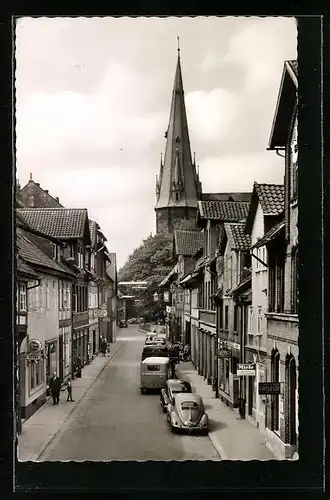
[251,221,285,249]
[159,265,178,287]
[230,274,252,296]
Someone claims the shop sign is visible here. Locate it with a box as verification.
[166,306,175,314]
[25,351,43,362]
[95,304,108,318]
[102,317,110,322]
[237,363,256,376]
[28,338,42,353]
[228,341,240,351]
[258,382,281,395]
[217,348,232,358]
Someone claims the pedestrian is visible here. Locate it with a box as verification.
[101,339,107,356]
[76,356,82,377]
[106,342,111,356]
[49,372,61,405]
[66,378,74,402]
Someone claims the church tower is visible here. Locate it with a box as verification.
[155,41,202,233]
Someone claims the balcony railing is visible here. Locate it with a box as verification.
[199,309,216,326]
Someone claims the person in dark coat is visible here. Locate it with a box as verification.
[101,339,107,356]
[66,378,74,402]
[49,372,61,405]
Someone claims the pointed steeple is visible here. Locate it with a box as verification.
[155,44,200,211]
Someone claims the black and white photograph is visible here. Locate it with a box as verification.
[15,16,298,463]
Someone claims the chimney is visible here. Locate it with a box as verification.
[29,173,33,182]
[45,190,49,194]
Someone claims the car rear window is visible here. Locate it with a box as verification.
[181,401,199,410]
[147,365,160,371]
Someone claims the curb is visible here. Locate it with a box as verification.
[31,342,125,462]
[208,431,227,461]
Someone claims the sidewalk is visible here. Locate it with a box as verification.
[176,362,277,461]
[17,340,125,462]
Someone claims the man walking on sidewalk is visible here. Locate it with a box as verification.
[49,372,61,405]
[66,379,74,402]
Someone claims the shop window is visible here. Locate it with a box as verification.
[19,283,27,312]
[271,349,280,432]
[30,358,44,391]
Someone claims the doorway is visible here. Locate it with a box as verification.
[59,334,63,380]
[248,376,253,416]
[286,355,297,445]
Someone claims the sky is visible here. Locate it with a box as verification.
[15,16,297,269]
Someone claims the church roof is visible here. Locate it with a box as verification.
[155,51,199,210]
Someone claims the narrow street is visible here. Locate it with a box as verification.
[38,326,220,461]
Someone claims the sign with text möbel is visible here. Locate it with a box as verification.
[258,382,281,395]
[237,363,256,376]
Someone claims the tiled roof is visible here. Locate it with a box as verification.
[198,200,250,221]
[225,223,251,251]
[17,228,75,277]
[174,230,204,256]
[17,208,89,240]
[202,192,251,202]
[17,256,40,279]
[254,183,285,215]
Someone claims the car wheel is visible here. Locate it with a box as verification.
[140,388,147,394]
[162,404,167,414]
[171,425,176,434]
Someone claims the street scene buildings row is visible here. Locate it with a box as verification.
[15,179,118,427]
[157,59,298,460]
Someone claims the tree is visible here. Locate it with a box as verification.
[118,231,174,321]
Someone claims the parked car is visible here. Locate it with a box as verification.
[160,379,192,413]
[140,356,170,394]
[141,344,169,361]
[119,320,128,328]
[145,333,157,345]
[166,393,209,434]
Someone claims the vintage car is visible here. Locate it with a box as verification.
[153,335,166,345]
[145,333,157,345]
[160,379,192,413]
[140,356,170,394]
[119,319,128,328]
[166,393,209,434]
[141,344,169,361]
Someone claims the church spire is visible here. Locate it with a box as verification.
[155,43,200,212]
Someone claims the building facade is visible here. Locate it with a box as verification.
[263,60,299,459]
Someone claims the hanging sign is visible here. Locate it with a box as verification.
[28,339,42,353]
[258,382,281,395]
[237,363,256,376]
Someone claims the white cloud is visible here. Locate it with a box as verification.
[186,88,240,143]
[199,152,285,193]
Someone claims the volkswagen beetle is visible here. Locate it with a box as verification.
[166,393,208,434]
[160,379,192,413]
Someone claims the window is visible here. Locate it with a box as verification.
[227,256,232,290]
[290,116,298,200]
[257,306,263,334]
[233,305,238,332]
[52,243,57,260]
[247,306,253,334]
[19,283,27,312]
[147,364,160,372]
[291,247,298,313]
[224,305,229,330]
[30,358,44,391]
[90,253,95,271]
[218,301,223,330]
[77,246,84,268]
[268,249,285,313]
